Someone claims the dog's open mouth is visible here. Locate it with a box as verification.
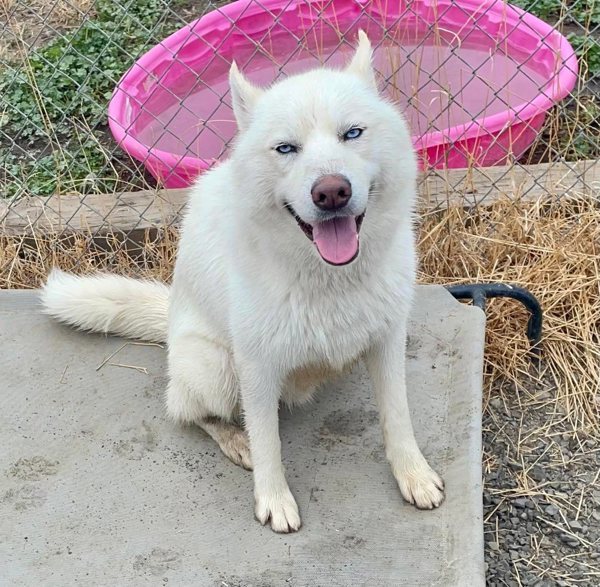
[285,204,365,266]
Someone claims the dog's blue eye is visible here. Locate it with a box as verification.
[344,128,363,141]
[275,144,297,154]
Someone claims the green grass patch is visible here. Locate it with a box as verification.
[0,0,186,198]
[511,0,600,26]
[511,0,600,77]
[567,33,600,76]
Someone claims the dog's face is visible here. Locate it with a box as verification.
[229,32,414,266]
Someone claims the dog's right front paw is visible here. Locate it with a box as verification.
[255,489,301,533]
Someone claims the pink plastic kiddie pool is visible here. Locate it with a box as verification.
[108,0,577,187]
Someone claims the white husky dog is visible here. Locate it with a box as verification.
[42,32,444,532]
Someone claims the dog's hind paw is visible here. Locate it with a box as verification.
[393,459,445,510]
[201,418,253,470]
[220,431,253,471]
[255,489,302,533]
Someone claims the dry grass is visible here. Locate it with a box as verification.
[419,195,600,433]
[2,194,599,434]
[0,0,94,60]
[0,228,178,289]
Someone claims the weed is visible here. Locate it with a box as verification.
[567,32,600,76]
[512,0,600,26]
[0,0,186,197]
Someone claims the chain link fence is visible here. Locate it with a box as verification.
[1,0,598,259]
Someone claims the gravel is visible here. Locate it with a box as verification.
[483,373,600,586]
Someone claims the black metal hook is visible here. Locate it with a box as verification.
[445,283,542,359]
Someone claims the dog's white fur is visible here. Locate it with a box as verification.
[42,32,444,533]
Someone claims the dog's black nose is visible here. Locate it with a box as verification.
[311,175,352,211]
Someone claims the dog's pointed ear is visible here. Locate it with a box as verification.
[346,30,377,90]
[229,61,263,131]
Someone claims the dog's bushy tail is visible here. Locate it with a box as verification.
[41,269,169,343]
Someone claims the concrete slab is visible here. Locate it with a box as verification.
[0,286,486,586]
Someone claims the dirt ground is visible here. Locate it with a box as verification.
[484,374,600,586]
[0,0,94,61]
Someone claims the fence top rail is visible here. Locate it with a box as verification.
[2,159,599,237]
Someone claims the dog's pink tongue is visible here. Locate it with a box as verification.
[312,216,359,265]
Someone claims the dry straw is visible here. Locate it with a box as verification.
[419,195,600,433]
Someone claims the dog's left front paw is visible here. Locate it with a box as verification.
[393,460,445,510]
